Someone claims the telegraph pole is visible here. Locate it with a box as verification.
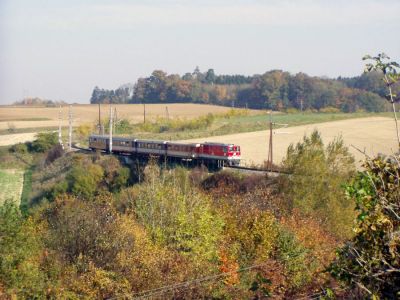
[267,111,273,172]
[113,107,117,134]
[165,106,169,120]
[58,105,64,149]
[98,103,102,134]
[109,105,113,153]
[300,99,303,113]
[68,105,72,151]
[143,102,146,124]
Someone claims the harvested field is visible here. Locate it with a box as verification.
[0,132,39,146]
[0,104,247,130]
[182,117,398,167]
[0,169,24,206]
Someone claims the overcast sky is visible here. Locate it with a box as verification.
[0,0,399,104]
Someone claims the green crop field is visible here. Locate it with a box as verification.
[0,169,24,206]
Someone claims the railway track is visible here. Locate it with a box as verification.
[70,145,289,176]
[223,165,288,176]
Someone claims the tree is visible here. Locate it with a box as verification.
[363,53,400,148]
[134,164,224,263]
[329,155,400,298]
[205,69,216,84]
[281,130,356,238]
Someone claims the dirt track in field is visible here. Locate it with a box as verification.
[0,104,246,129]
[182,117,398,167]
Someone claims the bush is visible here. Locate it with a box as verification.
[319,106,340,113]
[75,123,92,139]
[9,143,28,154]
[285,107,299,114]
[67,164,104,199]
[45,144,64,165]
[329,156,400,298]
[0,200,47,298]
[29,132,58,153]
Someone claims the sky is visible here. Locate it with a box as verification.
[0,0,399,104]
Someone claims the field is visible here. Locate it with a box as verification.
[0,132,40,147]
[0,103,397,167]
[0,103,243,130]
[0,169,24,206]
[182,116,398,167]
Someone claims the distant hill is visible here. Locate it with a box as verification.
[90,68,397,112]
[13,97,67,107]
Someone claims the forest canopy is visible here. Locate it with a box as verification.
[90,68,398,112]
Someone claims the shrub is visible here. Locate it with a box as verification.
[75,123,92,139]
[67,164,104,199]
[9,143,28,154]
[0,200,47,298]
[276,229,310,289]
[286,107,299,114]
[29,132,58,153]
[319,106,340,113]
[45,144,64,165]
[115,119,133,134]
[329,156,400,298]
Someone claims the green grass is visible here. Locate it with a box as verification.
[0,147,34,169]
[0,169,24,206]
[20,168,33,214]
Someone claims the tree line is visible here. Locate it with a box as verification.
[90,68,400,112]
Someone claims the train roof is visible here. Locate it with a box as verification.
[166,141,200,147]
[135,139,167,144]
[202,142,236,146]
[89,135,236,147]
[89,134,135,141]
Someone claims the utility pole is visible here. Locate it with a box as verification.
[267,111,273,172]
[58,105,64,149]
[109,105,113,153]
[300,99,303,113]
[165,106,169,121]
[113,107,117,134]
[143,102,146,124]
[98,103,102,134]
[68,105,72,151]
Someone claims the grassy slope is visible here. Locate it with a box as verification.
[0,169,24,206]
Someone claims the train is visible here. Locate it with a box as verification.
[88,134,241,167]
